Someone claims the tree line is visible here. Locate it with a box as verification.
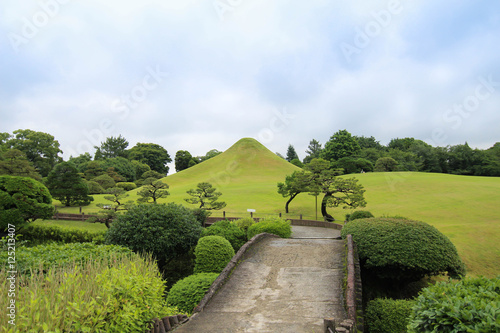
[282,129,500,177]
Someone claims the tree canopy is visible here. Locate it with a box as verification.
[94,135,129,160]
[185,182,226,210]
[46,162,94,206]
[128,143,171,175]
[322,129,361,162]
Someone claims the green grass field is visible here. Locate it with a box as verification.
[53,138,500,277]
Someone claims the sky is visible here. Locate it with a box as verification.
[1,0,499,169]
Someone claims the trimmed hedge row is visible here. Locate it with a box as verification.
[247,217,292,239]
[18,223,106,245]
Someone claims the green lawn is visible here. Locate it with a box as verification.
[53,138,500,277]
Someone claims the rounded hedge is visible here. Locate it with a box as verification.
[341,217,466,281]
[116,182,137,191]
[167,273,219,314]
[105,203,203,265]
[194,236,235,274]
[247,217,292,239]
[201,220,247,252]
[346,210,374,221]
[408,276,500,333]
[232,217,256,232]
[366,298,415,333]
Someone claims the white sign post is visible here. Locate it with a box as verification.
[247,209,256,218]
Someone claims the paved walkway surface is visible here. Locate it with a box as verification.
[173,226,345,332]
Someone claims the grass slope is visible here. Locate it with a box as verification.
[54,138,500,277]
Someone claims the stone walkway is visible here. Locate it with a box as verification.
[173,226,346,332]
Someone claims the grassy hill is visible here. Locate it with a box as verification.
[55,137,500,277]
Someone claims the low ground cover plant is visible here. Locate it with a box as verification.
[0,254,180,333]
[247,216,292,239]
[167,273,219,314]
[194,236,235,274]
[408,276,500,332]
[201,220,247,252]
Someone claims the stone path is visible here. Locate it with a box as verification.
[173,226,346,332]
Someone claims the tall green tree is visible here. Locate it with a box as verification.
[0,175,54,231]
[128,143,172,175]
[354,136,384,150]
[94,135,129,160]
[137,178,170,204]
[46,162,94,206]
[185,182,226,210]
[303,139,323,164]
[286,144,299,162]
[277,171,310,213]
[88,187,133,228]
[175,150,193,172]
[6,129,62,177]
[322,129,361,162]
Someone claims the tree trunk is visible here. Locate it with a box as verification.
[285,193,299,213]
[321,192,335,222]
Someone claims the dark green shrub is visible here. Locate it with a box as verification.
[247,217,292,239]
[347,210,374,221]
[0,175,54,231]
[191,208,211,226]
[85,180,105,194]
[116,182,137,191]
[167,273,219,314]
[341,217,466,282]
[232,217,256,232]
[201,220,247,252]
[408,276,500,333]
[366,298,415,333]
[92,174,116,189]
[0,253,181,332]
[105,203,202,266]
[19,224,106,245]
[194,236,235,274]
[0,242,132,276]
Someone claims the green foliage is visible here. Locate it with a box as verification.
[47,162,94,206]
[322,129,361,162]
[137,178,170,204]
[0,254,180,332]
[201,220,247,252]
[130,160,151,180]
[194,236,235,274]
[100,157,136,182]
[0,175,54,231]
[277,170,311,213]
[232,217,256,232]
[105,203,202,265]
[247,217,292,239]
[341,217,466,281]
[374,157,399,172]
[408,276,500,333]
[92,173,116,189]
[167,273,219,314]
[0,242,131,276]
[185,182,226,210]
[191,208,211,226]
[86,180,105,194]
[346,210,374,221]
[175,150,193,172]
[94,135,129,160]
[286,144,299,162]
[128,142,172,175]
[366,298,415,333]
[116,182,137,191]
[18,223,106,246]
[0,148,42,180]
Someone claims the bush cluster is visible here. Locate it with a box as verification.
[346,210,374,221]
[232,217,256,232]
[116,182,137,191]
[408,276,500,332]
[341,217,466,281]
[167,273,219,314]
[0,254,179,332]
[194,236,235,274]
[0,242,132,276]
[201,220,247,252]
[365,298,415,333]
[19,223,106,245]
[247,217,292,239]
[105,203,202,265]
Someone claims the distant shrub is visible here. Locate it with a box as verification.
[194,236,235,274]
[105,203,202,266]
[85,180,105,194]
[247,217,292,239]
[167,273,219,314]
[346,210,374,221]
[116,182,137,191]
[232,217,256,232]
[341,217,466,282]
[366,298,415,333]
[92,174,116,189]
[408,276,500,333]
[202,220,247,252]
[0,254,180,332]
[0,242,131,276]
[18,224,106,246]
